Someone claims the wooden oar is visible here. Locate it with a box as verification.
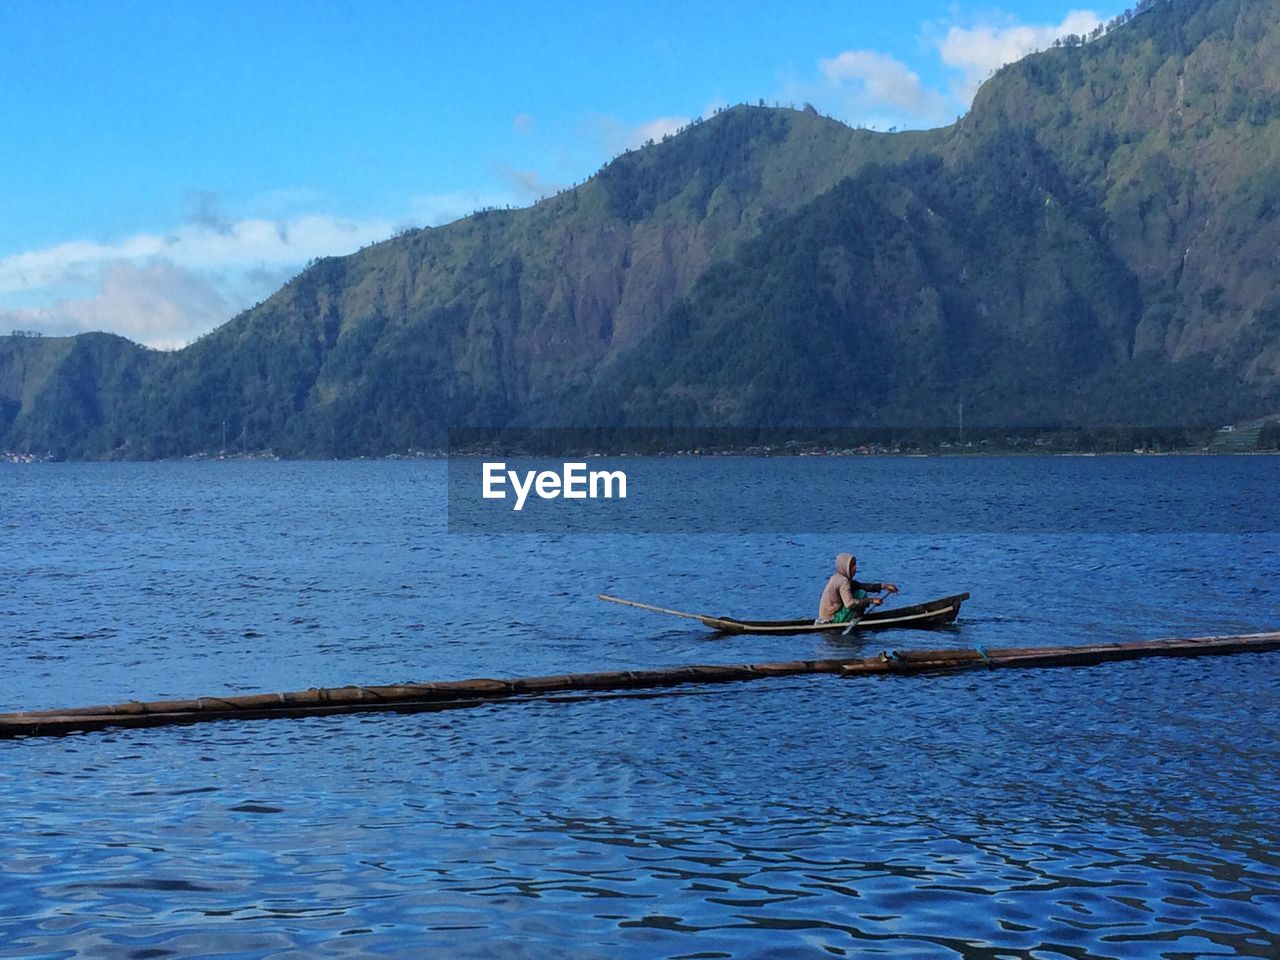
[842,597,881,635]
[597,594,714,622]
[843,587,901,635]
[841,608,866,635]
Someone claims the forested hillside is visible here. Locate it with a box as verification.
[2,0,1278,457]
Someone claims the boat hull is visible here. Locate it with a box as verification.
[698,593,969,635]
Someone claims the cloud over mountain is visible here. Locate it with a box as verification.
[818,49,951,122]
[938,10,1104,100]
[803,7,1105,128]
[0,213,398,346]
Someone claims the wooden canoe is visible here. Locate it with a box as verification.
[598,592,969,635]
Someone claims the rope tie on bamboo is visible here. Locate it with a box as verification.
[974,645,994,667]
[880,650,906,670]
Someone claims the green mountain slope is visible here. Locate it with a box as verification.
[0,334,155,456]
[578,0,1280,430]
[580,130,1253,428]
[955,0,1280,380]
[2,0,1279,457]
[110,108,923,457]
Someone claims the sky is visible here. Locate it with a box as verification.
[1,0,1118,349]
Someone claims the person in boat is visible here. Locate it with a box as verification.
[817,553,899,624]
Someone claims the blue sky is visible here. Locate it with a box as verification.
[1,0,1117,347]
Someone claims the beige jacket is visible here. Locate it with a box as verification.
[817,553,885,621]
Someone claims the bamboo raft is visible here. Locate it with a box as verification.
[2,630,1278,739]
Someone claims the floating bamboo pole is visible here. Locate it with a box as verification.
[3,631,1278,739]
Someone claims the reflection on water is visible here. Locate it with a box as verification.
[1,461,1279,957]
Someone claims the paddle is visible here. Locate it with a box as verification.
[841,603,869,636]
[842,586,899,635]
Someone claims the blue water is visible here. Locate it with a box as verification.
[2,459,1278,958]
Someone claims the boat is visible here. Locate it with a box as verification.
[598,592,969,636]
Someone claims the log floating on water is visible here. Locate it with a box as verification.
[3,630,1278,739]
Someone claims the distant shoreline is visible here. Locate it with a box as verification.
[5,448,1279,464]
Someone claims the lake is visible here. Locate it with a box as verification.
[2,458,1278,958]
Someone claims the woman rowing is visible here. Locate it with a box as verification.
[816,553,899,625]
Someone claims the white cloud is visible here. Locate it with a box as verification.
[818,49,950,119]
[0,214,396,298]
[587,106,736,157]
[634,116,687,145]
[938,10,1104,101]
[588,114,691,156]
[0,173,552,346]
[800,8,1105,128]
[0,261,242,348]
[0,211,405,347]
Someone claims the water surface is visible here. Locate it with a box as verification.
[2,458,1277,958]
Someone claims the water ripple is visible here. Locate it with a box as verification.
[1,462,1279,958]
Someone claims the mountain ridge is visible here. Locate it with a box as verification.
[3,0,1279,457]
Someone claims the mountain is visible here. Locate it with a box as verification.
[3,0,1279,458]
[580,0,1280,429]
[956,0,1280,380]
[0,333,155,455]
